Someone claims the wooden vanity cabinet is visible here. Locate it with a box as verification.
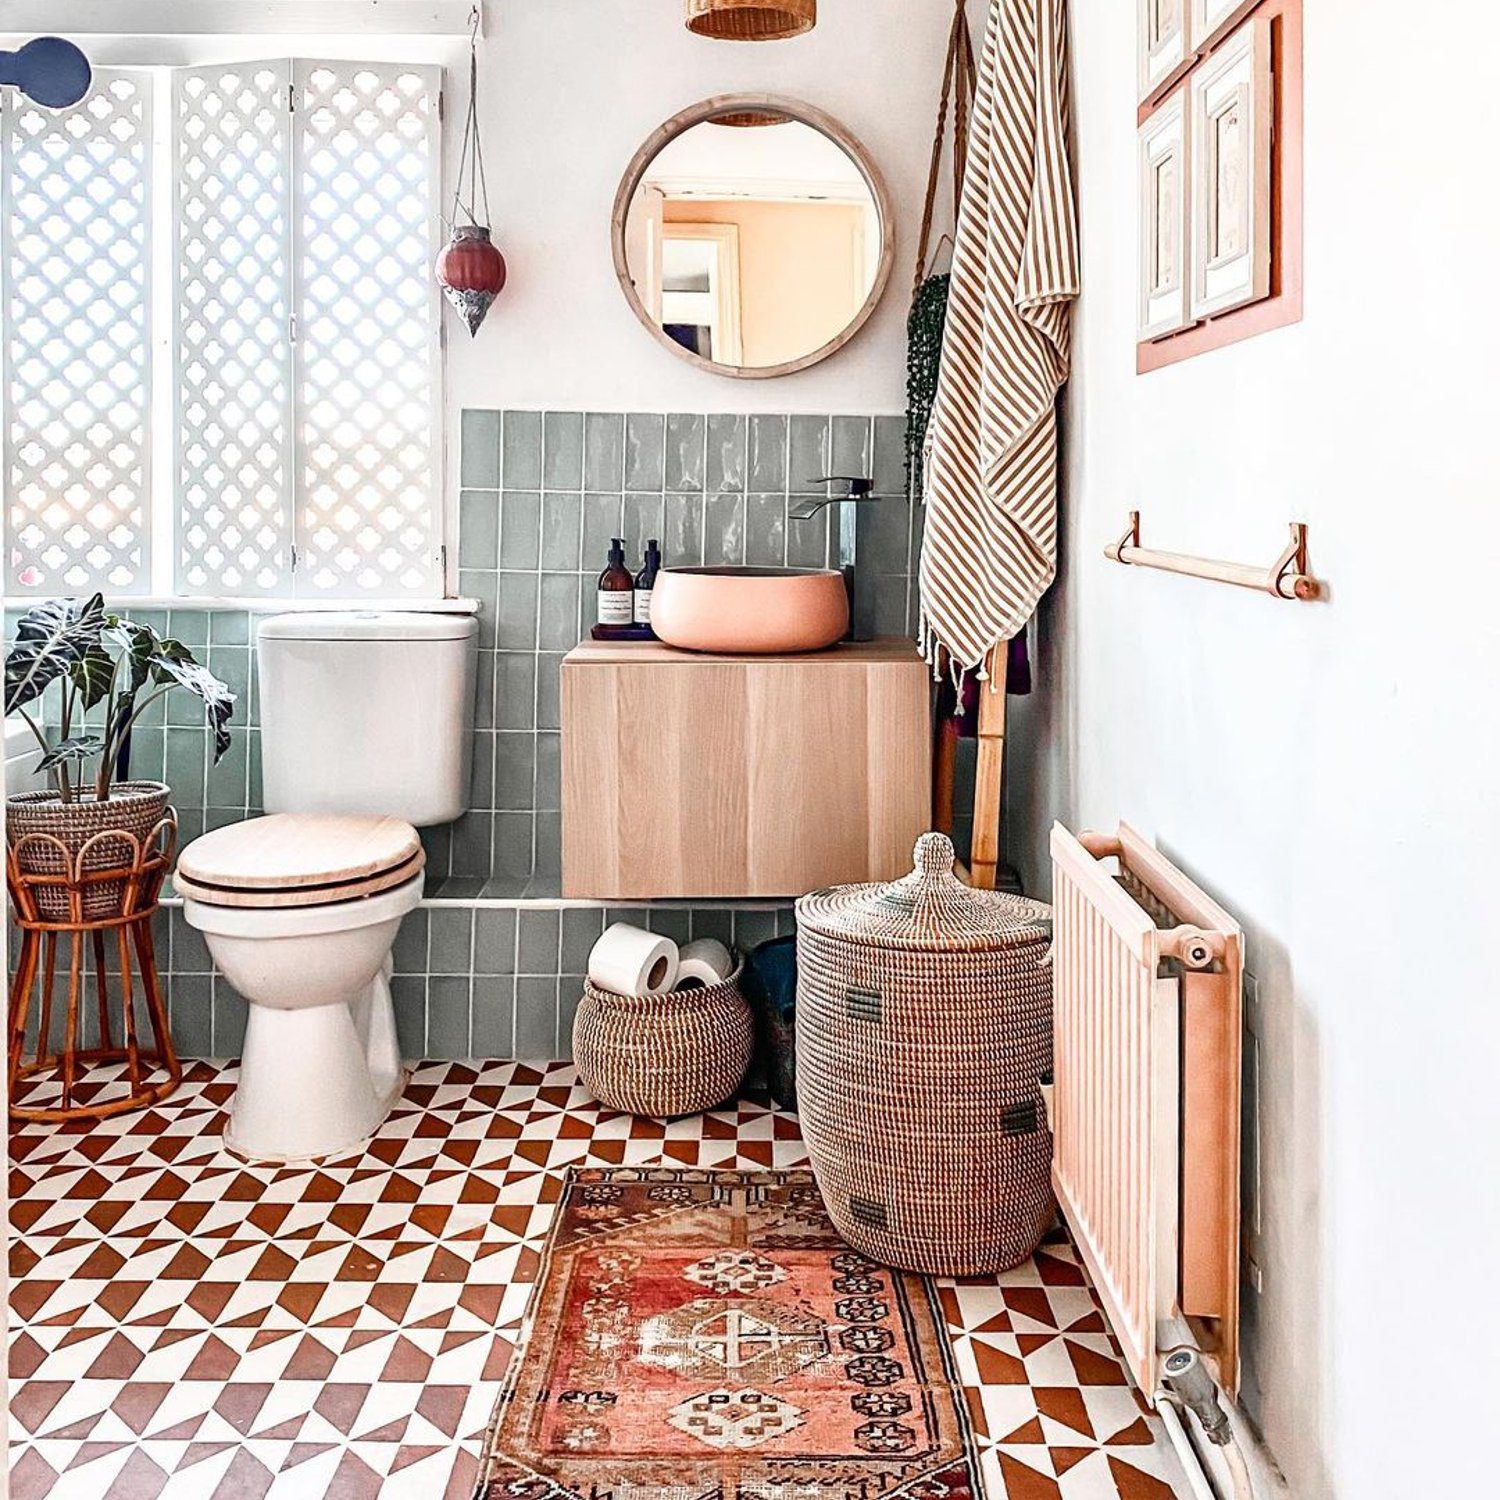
[561,639,931,900]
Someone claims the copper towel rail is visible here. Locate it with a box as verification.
[1105,511,1322,601]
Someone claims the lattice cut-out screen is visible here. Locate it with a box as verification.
[294,63,442,596]
[2,71,154,595]
[174,62,294,595]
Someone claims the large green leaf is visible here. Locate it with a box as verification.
[151,650,236,763]
[4,594,105,715]
[69,642,117,710]
[35,734,107,774]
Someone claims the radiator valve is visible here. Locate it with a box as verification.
[1161,1348,1232,1446]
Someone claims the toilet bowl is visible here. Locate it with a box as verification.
[179,812,426,1162]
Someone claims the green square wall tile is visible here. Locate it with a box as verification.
[514,977,559,1058]
[427,907,473,974]
[426,976,472,1059]
[789,416,831,494]
[537,574,581,652]
[665,413,706,492]
[518,907,560,975]
[460,490,501,569]
[691,909,735,946]
[392,975,427,1058]
[624,413,665,491]
[543,412,584,490]
[212,978,249,1057]
[560,907,603,973]
[168,974,214,1059]
[495,653,537,731]
[461,409,502,488]
[540,493,583,571]
[209,610,251,646]
[164,729,206,809]
[494,574,539,651]
[450,814,494,880]
[747,415,788,492]
[500,491,541,569]
[831,415,873,478]
[167,608,209,647]
[582,493,624,567]
[502,410,543,489]
[703,493,745,566]
[584,412,625,490]
[472,975,516,1057]
[534,733,560,813]
[392,908,429,973]
[706,414,747,493]
[474,908,517,974]
[494,733,536,812]
[745,495,786,568]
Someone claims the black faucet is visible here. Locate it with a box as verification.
[790,476,885,640]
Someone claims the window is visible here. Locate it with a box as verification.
[1,60,443,600]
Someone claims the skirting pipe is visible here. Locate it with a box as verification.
[1157,1394,1257,1500]
[1157,1398,1220,1500]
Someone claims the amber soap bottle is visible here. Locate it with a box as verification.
[596,537,634,629]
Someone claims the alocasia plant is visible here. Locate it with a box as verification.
[5,595,235,803]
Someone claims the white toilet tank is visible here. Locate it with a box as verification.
[257,612,477,825]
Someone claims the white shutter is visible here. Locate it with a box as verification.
[174,61,295,595]
[292,62,442,596]
[2,70,154,595]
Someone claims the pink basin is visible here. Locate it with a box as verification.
[650,566,850,654]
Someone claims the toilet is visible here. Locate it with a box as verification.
[178,611,476,1162]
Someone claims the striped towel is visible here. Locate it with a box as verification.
[919,0,1079,684]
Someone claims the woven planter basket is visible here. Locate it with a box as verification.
[795,832,1055,1275]
[573,964,753,1118]
[6,783,173,922]
[685,0,816,42]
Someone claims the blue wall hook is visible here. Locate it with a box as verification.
[0,37,92,110]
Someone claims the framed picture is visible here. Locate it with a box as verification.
[1138,0,1189,105]
[1189,0,1258,50]
[1138,94,1192,340]
[1189,16,1272,321]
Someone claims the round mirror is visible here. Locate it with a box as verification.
[612,95,893,379]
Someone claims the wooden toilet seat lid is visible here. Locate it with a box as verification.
[177,813,423,902]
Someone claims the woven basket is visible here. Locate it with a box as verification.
[6,782,173,922]
[684,0,816,42]
[573,964,753,1118]
[795,832,1055,1275]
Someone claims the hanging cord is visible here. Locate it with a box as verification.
[907,0,977,503]
[913,0,977,300]
[449,5,491,230]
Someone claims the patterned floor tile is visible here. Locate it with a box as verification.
[8,1061,1188,1498]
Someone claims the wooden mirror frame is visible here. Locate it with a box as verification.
[611,94,895,380]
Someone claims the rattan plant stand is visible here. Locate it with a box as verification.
[7,813,180,1123]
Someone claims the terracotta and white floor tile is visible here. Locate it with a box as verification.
[9,1060,1189,1498]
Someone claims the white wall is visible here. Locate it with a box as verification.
[1007,3,1500,1495]
[450,0,976,415]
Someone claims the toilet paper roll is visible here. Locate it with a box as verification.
[588,922,680,997]
[674,937,735,990]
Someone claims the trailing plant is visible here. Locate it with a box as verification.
[4,594,234,804]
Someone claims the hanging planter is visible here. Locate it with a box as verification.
[685,0,816,42]
[435,12,507,337]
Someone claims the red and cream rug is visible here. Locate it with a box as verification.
[477,1166,978,1499]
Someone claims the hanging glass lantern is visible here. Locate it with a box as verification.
[436,12,506,337]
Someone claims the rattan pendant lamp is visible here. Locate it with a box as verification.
[685,0,816,42]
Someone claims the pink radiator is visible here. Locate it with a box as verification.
[1049,822,1242,1397]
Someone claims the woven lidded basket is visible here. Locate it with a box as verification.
[573,963,753,1118]
[6,782,174,921]
[795,832,1054,1275]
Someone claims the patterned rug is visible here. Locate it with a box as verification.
[475,1167,979,1500]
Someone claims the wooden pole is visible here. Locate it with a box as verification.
[969,640,1008,889]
